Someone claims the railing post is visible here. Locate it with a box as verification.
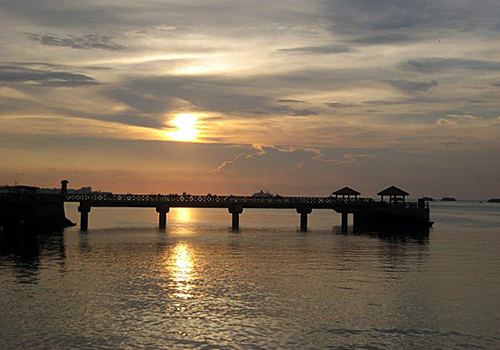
[228,205,243,232]
[156,204,169,229]
[296,206,312,232]
[78,202,91,231]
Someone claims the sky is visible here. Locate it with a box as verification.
[1,0,499,199]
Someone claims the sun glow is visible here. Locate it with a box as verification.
[166,113,198,142]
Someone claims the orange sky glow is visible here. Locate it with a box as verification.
[1,0,499,198]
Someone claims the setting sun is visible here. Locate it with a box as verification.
[167,113,198,142]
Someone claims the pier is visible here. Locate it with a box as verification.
[64,190,430,232]
[0,183,432,233]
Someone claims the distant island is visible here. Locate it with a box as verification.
[487,198,500,203]
[441,197,456,201]
[421,197,434,201]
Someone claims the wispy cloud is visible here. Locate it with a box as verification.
[385,79,438,94]
[0,64,100,87]
[278,45,353,54]
[401,58,500,74]
[27,33,126,51]
[436,114,479,126]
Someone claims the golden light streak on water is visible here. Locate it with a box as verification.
[170,243,195,299]
[171,208,193,223]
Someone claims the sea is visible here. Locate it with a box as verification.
[1,201,499,349]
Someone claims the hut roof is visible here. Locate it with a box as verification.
[332,186,360,195]
[377,186,409,196]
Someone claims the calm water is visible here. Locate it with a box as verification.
[1,202,499,349]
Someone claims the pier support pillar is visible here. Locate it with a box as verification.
[156,205,170,229]
[353,213,359,233]
[228,205,243,232]
[341,212,348,233]
[78,203,91,231]
[297,206,312,232]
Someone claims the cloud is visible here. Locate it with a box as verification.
[306,148,375,165]
[105,76,273,115]
[385,79,438,94]
[325,102,352,108]
[211,145,317,174]
[212,145,375,174]
[401,58,500,74]
[436,114,479,126]
[278,45,353,54]
[27,33,126,51]
[154,25,177,31]
[349,34,415,45]
[0,64,100,87]
[247,105,317,116]
[323,0,500,35]
[277,99,305,103]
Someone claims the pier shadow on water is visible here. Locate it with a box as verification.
[0,230,66,284]
[333,224,430,244]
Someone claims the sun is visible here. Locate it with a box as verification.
[167,113,198,142]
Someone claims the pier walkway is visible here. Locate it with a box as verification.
[62,193,429,232]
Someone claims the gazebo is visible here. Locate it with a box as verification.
[377,186,409,203]
[332,186,360,199]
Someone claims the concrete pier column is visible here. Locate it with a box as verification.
[156,205,170,229]
[78,203,91,231]
[228,205,243,232]
[296,206,312,232]
[341,212,348,233]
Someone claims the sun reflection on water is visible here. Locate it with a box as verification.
[172,207,193,223]
[170,243,195,299]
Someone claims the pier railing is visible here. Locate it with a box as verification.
[62,193,378,206]
[0,192,429,232]
[0,192,426,209]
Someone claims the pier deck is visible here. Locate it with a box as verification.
[1,193,431,233]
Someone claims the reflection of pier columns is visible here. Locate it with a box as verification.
[228,205,243,232]
[156,205,170,229]
[341,212,348,233]
[297,206,312,232]
[78,203,91,231]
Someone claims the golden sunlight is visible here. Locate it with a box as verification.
[172,207,193,223]
[166,113,198,142]
[171,243,195,299]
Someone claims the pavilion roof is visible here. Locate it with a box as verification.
[332,186,360,196]
[377,186,409,196]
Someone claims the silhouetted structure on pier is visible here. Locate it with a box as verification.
[0,183,432,233]
[64,188,430,233]
[332,187,360,200]
[378,186,409,203]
